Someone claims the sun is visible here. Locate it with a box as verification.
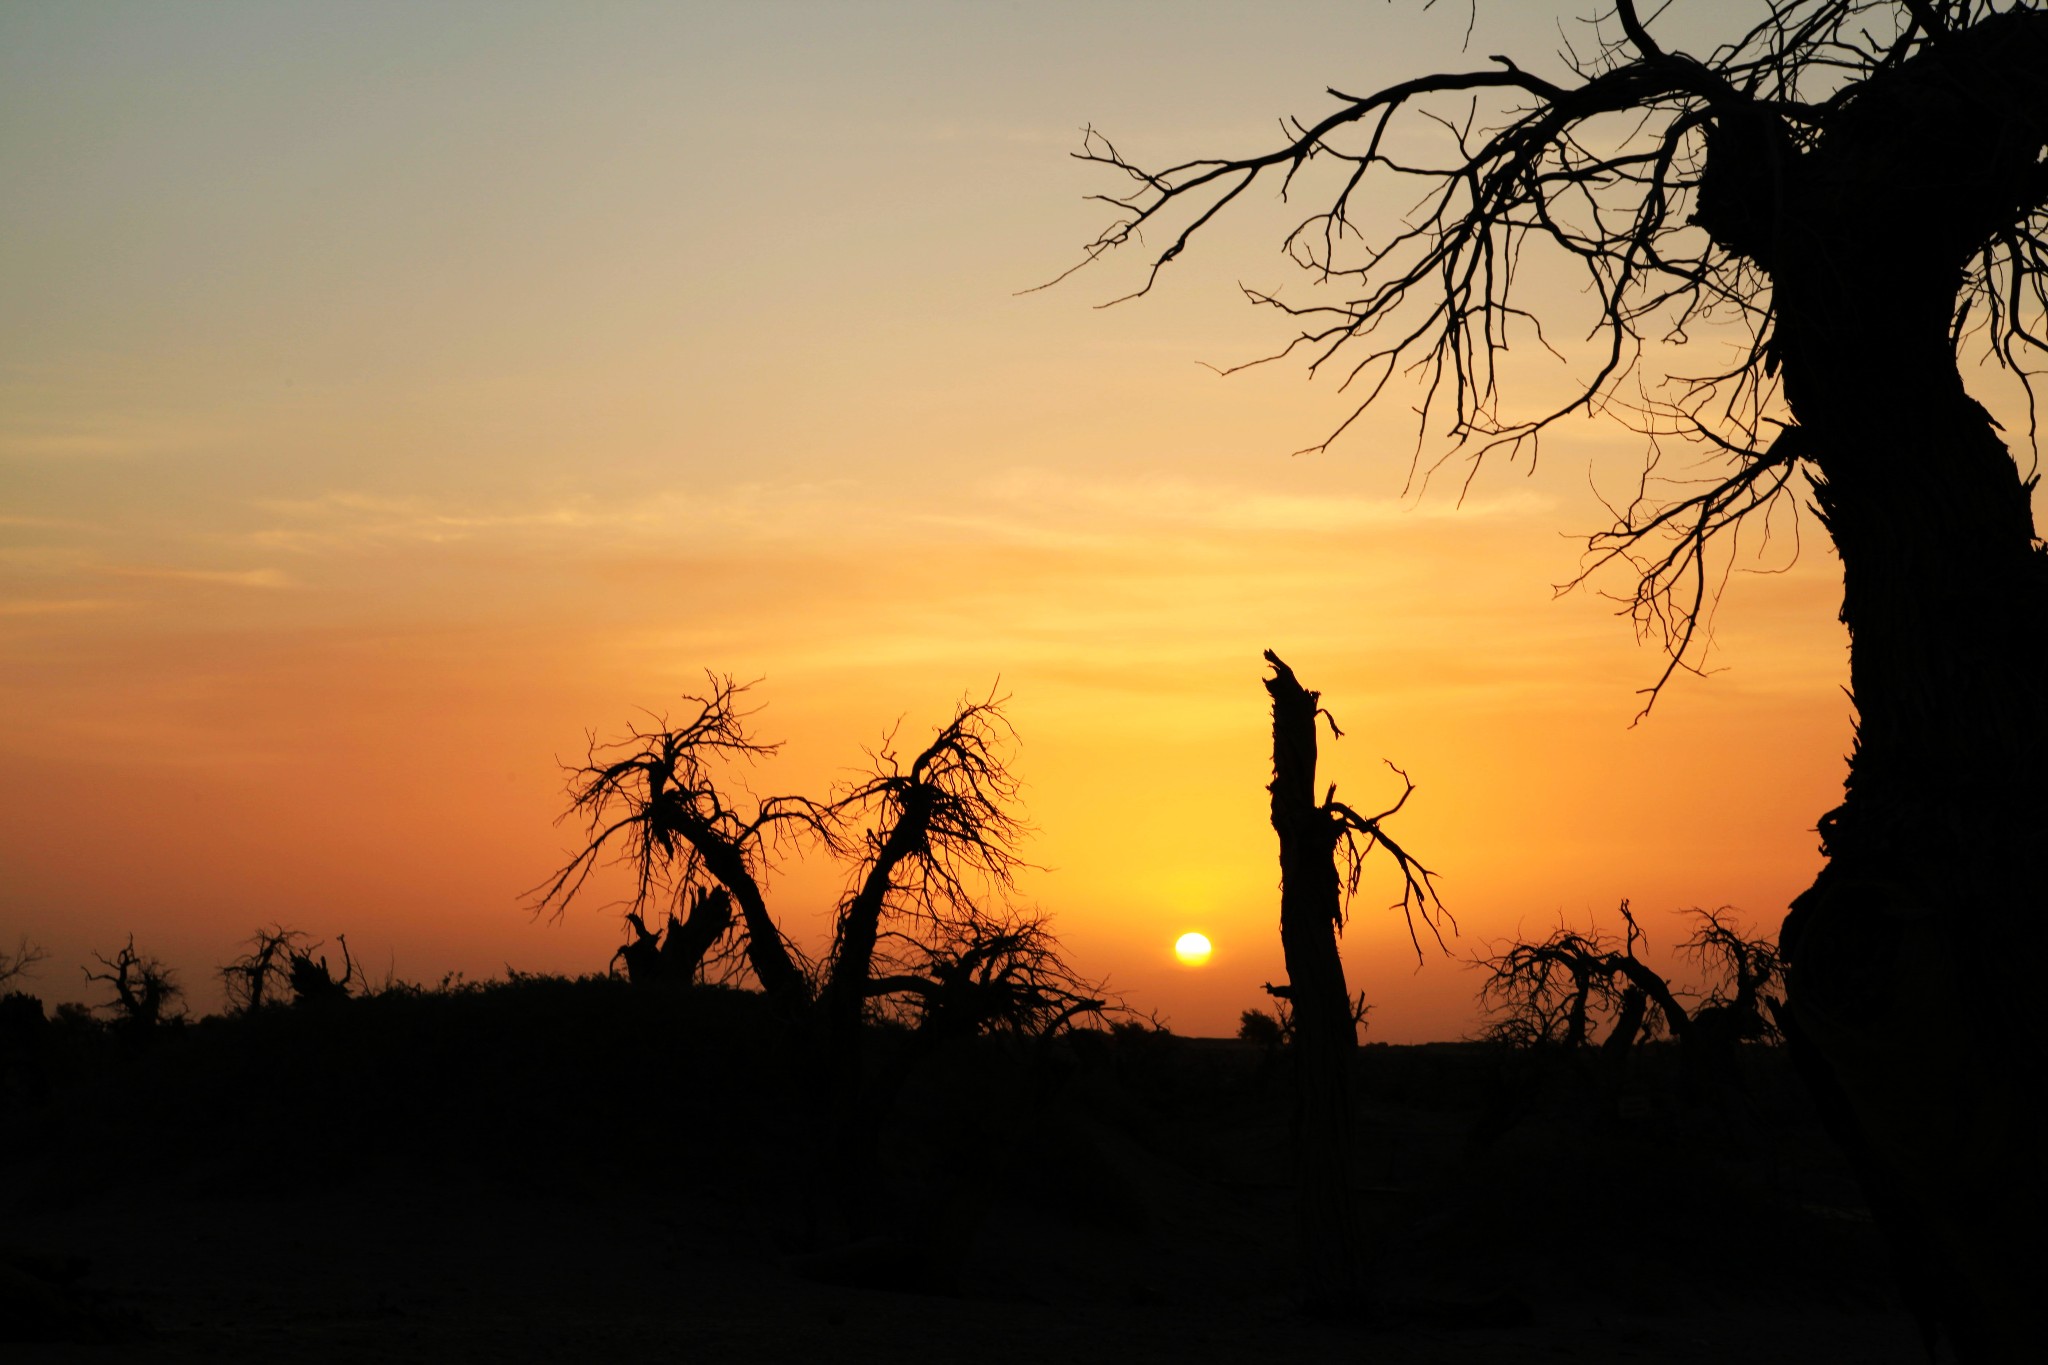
[1173,932,1213,966]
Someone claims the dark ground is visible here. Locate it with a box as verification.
[2,980,1927,1362]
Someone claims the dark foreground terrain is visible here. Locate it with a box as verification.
[3,980,1924,1362]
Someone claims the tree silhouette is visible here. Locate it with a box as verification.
[1065,5,2046,1355]
[1476,900,1779,1055]
[532,674,818,1004]
[0,936,45,991]
[535,677,1095,1051]
[1263,650,1443,1313]
[84,936,183,1031]
[865,911,1108,1043]
[222,926,359,1013]
[1679,905,1785,1050]
[818,691,1033,1051]
[611,886,737,988]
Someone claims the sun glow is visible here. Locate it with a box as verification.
[1174,932,1214,966]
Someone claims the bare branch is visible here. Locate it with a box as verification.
[0,935,47,990]
[527,672,813,1002]
[1060,2,2048,708]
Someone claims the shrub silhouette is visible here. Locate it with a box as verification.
[1475,901,1783,1062]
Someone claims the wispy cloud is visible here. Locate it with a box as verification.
[107,566,296,589]
[0,597,121,617]
[246,481,887,555]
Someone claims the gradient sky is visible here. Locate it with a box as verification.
[6,2,2029,1038]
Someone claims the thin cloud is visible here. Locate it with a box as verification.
[0,597,122,616]
[108,566,296,589]
[246,482,882,554]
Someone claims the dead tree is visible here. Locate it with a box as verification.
[531,673,817,1004]
[221,927,295,1015]
[0,936,46,991]
[1479,902,1792,1108]
[1062,6,2048,1354]
[612,886,737,987]
[1476,901,1693,1051]
[222,926,358,1011]
[819,691,1032,1055]
[1263,650,1443,1313]
[866,911,1109,1042]
[84,936,183,1030]
[1682,907,1787,1047]
[285,935,356,1006]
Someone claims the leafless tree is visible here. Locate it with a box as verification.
[0,936,46,991]
[1681,906,1785,1046]
[531,673,819,1003]
[536,677,1092,1054]
[221,926,357,1012]
[285,935,357,1006]
[866,910,1110,1042]
[817,690,1034,1048]
[1477,900,1691,1052]
[1263,650,1444,1312]
[221,926,296,1015]
[1061,5,2047,1353]
[84,936,184,1029]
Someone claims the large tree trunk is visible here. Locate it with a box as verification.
[1262,651,1365,1314]
[1779,350,2047,1361]
[822,786,936,1050]
[1703,27,2048,1355]
[668,815,808,1003]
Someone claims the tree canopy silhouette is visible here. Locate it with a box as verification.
[532,675,1103,1049]
[531,675,819,1004]
[1061,4,2047,1358]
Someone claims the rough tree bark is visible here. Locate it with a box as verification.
[1708,20,2048,1353]
[1263,651,1366,1313]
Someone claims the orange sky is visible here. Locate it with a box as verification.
[4,2,2035,1038]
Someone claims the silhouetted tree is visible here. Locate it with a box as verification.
[818,692,1033,1053]
[221,927,293,1015]
[285,934,356,1006]
[1263,650,1443,1313]
[537,677,1093,1052]
[1680,906,1786,1049]
[532,674,818,1004]
[1476,901,1726,1053]
[0,936,45,991]
[1065,6,2047,1354]
[221,926,358,1012]
[866,910,1109,1043]
[611,885,737,988]
[84,936,183,1030]
[1238,1006,1287,1048]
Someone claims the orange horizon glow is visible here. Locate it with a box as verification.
[5,3,2035,1040]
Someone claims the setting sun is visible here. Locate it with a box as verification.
[1173,932,1214,966]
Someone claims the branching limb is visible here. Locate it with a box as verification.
[528,672,813,1001]
[1060,2,2048,708]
